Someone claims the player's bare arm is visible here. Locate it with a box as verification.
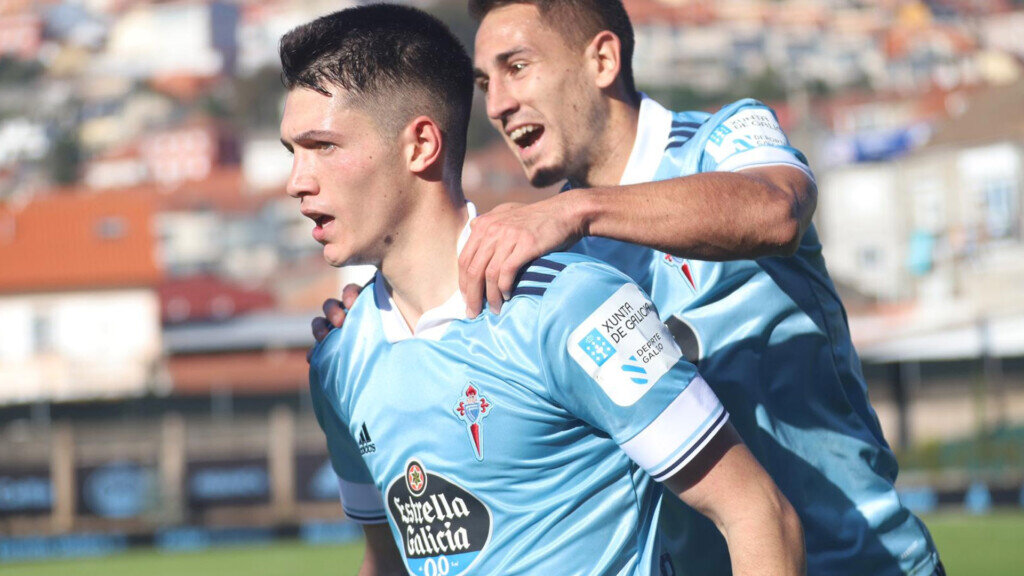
[581,164,817,259]
[358,523,406,576]
[458,164,816,317]
[665,423,806,576]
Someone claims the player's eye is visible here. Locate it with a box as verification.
[475,79,489,93]
[510,62,527,74]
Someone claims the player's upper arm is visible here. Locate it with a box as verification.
[699,101,818,243]
[661,422,802,561]
[309,349,387,524]
[700,101,812,178]
[536,257,730,481]
[359,523,405,576]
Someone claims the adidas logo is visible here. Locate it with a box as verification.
[358,423,376,455]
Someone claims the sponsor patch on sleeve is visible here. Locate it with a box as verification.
[568,284,683,406]
[705,108,789,164]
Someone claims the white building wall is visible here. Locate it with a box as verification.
[819,164,905,301]
[242,137,292,191]
[97,2,235,78]
[156,211,223,273]
[0,289,160,403]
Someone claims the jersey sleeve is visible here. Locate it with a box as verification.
[309,359,387,524]
[538,261,730,482]
[699,100,814,180]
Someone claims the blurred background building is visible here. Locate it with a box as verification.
[1,0,1023,564]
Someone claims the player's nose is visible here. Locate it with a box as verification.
[485,77,518,123]
[286,155,317,198]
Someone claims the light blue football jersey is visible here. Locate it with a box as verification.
[309,246,729,576]
[568,97,941,576]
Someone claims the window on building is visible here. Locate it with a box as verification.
[95,216,127,240]
[32,311,53,354]
[982,178,1018,240]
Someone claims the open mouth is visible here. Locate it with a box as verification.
[508,124,543,150]
[302,209,335,243]
[312,214,334,228]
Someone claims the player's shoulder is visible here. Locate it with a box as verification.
[670,108,711,130]
[701,97,780,130]
[310,277,380,374]
[507,252,634,307]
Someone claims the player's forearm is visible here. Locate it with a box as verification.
[722,494,805,576]
[358,550,407,575]
[358,524,406,576]
[572,171,811,260]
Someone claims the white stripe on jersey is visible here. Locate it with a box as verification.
[619,374,729,480]
[721,146,815,182]
[338,476,387,524]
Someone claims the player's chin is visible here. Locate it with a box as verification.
[526,164,567,188]
[322,245,350,268]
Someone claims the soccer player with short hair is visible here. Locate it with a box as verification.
[462,2,944,576]
[281,5,803,576]
[316,1,943,575]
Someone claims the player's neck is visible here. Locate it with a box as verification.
[572,93,640,188]
[379,185,468,330]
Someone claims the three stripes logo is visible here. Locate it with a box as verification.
[357,423,376,455]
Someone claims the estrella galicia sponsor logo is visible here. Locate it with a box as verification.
[386,460,492,576]
[357,423,376,455]
[406,460,427,496]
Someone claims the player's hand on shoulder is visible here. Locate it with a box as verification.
[306,284,363,363]
[459,197,586,318]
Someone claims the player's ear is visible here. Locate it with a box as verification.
[403,116,444,175]
[586,31,623,90]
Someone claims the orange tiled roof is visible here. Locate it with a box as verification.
[153,167,254,213]
[0,189,161,293]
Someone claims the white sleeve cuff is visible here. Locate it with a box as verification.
[338,476,388,524]
[620,374,729,481]
[718,147,815,182]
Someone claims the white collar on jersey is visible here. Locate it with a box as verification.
[374,202,476,343]
[619,95,674,186]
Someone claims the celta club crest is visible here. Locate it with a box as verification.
[454,383,492,461]
[662,254,697,291]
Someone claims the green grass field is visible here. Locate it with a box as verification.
[3,513,1022,575]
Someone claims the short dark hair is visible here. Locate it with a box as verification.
[280,4,474,176]
[468,0,637,96]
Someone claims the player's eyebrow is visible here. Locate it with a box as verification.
[474,46,530,77]
[282,130,340,150]
[495,46,529,65]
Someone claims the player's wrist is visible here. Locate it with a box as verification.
[563,187,601,240]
